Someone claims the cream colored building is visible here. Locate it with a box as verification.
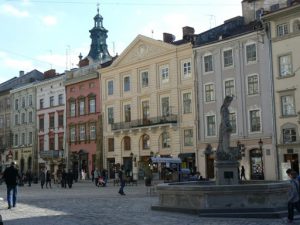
[100,34,197,179]
[262,3,300,179]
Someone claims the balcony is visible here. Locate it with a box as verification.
[111,114,178,131]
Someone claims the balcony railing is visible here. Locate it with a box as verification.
[111,114,178,131]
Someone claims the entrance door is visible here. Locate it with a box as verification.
[107,158,115,179]
[250,149,264,180]
[284,154,299,174]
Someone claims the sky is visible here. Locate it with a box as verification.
[0,0,242,83]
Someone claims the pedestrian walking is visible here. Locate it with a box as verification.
[94,168,100,186]
[26,170,32,187]
[61,169,67,188]
[67,170,73,188]
[286,169,300,223]
[240,165,246,180]
[39,169,46,189]
[3,162,21,209]
[91,169,95,182]
[46,170,52,188]
[102,169,108,186]
[118,165,126,195]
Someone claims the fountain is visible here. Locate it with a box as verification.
[152,96,289,218]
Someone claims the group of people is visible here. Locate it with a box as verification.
[286,168,300,223]
[91,168,108,187]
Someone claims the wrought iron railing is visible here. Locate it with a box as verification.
[111,114,177,131]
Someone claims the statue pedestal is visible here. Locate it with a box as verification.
[215,160,239,185]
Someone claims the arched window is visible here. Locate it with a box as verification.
[142,134,150,149]
[162,132,170,148]
[124,136,131,151]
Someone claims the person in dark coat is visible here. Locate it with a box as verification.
[67,170,73,188]
[39,169,46,189]
[46,170,52,188]
[26,170,32,187]
[61,169,67,188]
[3,162,21,209]
[118,165,126,195]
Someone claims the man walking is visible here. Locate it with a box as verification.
[3,162,21,209]
[118,165,126,195]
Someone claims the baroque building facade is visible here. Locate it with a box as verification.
[101,32,197,179]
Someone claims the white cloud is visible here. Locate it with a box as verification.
[4,58,33,71]
[42,16,58,26]
[0,4,29,17]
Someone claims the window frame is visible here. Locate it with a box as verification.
[204,83,215,103]
[203,54,213,73]
[279,54,293,77]
[223,48,233,68]
[184,129,193,146]
[245,42,257,64]
[249,109,261,133]
[123,76,131,92]
[247,74,259,95]
[206,114,216,137]
[224,79,235,97]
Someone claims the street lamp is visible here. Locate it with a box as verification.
[258,138,264,179]
[258,138,263,150]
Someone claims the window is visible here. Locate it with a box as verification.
[281,95,296,116]
[229,112,237,134]
[184,129,193,146]
[90,124,96,140]
[58,135,63,150]
[124,136,131,150]
[40,99,44,109]
[28,111,33,123]
[183,92,192,114]
[248,75,259,95]
[161,97,170,116]
[161,66,169,84]
[21,133,25,145]
[124,104,131,122]
[206,115,216,136]
[70,101,76,117]
[79,99,85,116]
[49,113,55,129]
[50,96,54,107]
[28,95,32,106]
[223,49,233,67]
[108,80,114,95]
[224,80,235,97]
[279,55,292,77]
[141,71,149,88]
[205,84,215,102]
[15,99,18,110]
[283,128,296,143]
[15,134,18,146]
[21,113,25,124]
[58,114,64,127]
[22,97,25,108]
[142,101,150,121]
[142,134,150,149]
[162,132,170,148]
[249,109,261,132]
[89,82,95,88]
[70,126,75,142]
[108,107,114,124]
[277,23,289,37]
[182,60,191,78]
[108,138,114,152]
[58,94,64,105]
[39,136,44,151]
[89,98,96,113]
[124,76,130,92]
[49,137,55,150]
[79,125,86,141]
[204,55,213,72]
[15,114,19,125]
[28,132,32,145]
[246,43,256,63]
[39,117,44,131]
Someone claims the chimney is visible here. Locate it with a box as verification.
[19,71,25,77]
[182,26,195,42]
[44,69,56,79]
[163,33,175,43]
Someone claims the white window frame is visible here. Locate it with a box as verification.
[279,54,292,77]
[183,129,193,146]
[224,79,235,97]
[107,107,114,124]
[79,125,86,141]
[229,111,237,135]
[162,131,170,148]
[245,42,257,64]
[182,92,192,114]
[90,124,96,140]
[223,48,234,68]
[203,53,213,73]
[247,74,259,96]
[283,128,297,144]
[277,23,289,37]
[107,80,114,96]
[140,70,149,88]
[181,59,192,79]
[124,104,131,122]
[160,65,169,84]
[248,108,262,133]
[123,76,131,92]
[205,114,216,137]
[161,96,170,116]
[70,101,76,117]
[79,99,85,116]
[204,83,215,103]
[281,95,296,116]
[89,98,96,113]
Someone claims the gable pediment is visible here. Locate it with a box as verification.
[112,35,176,67]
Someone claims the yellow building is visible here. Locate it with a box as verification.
[100,33,197,179]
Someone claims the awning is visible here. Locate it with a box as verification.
[178,153,195,159]
[151,157,182,164]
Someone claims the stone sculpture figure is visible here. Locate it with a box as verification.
[216,96,234,159]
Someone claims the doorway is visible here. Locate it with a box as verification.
[284,154,299,174]
[250,149,264,180]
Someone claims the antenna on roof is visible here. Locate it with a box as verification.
[97,2,100,14]
[151,29,154,38]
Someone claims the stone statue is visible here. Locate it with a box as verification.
[216,96,235,160]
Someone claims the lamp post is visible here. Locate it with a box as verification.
[258,138,264,179]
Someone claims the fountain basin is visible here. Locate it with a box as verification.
[151,180,290,218]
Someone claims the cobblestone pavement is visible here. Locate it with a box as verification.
[0,180,297,225]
